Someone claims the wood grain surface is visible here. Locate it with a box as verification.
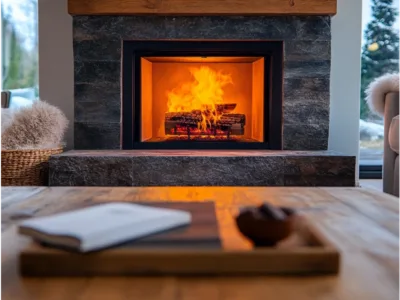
[2,186,399,300]
[19,201,339,276]
[68,0,337,16]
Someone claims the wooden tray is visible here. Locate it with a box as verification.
[19,202,340,276]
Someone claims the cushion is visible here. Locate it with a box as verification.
[389,115,399,154]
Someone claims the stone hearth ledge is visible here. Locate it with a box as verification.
[49,150,355,187]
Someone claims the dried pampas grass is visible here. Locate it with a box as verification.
[1,101,68,150]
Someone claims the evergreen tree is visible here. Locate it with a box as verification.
[1,1,38,91]
[360,0,399,119]
[2,21,24,89]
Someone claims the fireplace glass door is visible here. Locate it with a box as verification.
[122,41,283,149]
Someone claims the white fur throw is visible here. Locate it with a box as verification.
[366,73,399,116]
[2,101,68,150]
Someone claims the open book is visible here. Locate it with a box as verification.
[18,203,192,252]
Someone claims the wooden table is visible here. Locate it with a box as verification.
[2,186,399,300]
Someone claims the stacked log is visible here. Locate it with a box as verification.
[216,103,236,114]
[165,112,202,125]
[165,108,245,136]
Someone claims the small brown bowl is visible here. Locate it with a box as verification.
[235,207,296,247]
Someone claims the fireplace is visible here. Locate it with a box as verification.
[50,4,356,187]
[122,41,283,150]
[73,16,333,151]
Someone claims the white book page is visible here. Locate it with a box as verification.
[20,203,191,241]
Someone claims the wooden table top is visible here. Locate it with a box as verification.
[2,186,399,300]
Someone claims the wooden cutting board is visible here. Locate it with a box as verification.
[29,201,221,249]
[118,201,221,248]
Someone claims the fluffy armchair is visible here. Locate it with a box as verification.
[366,74,399,197]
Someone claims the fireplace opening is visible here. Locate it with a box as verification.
[122,41,283,150]
[143,57,264,143]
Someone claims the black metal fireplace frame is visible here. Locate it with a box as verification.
[122,40,283,150]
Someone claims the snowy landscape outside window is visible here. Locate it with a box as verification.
[360,0,399,166]
[1,0,38,108]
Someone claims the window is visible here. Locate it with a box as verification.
[359,0,399,178]
[1,0,38,108]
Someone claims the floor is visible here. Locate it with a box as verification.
[359,179,383,192]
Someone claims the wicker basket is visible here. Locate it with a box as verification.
[1,147,63,186]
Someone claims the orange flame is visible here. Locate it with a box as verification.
[166,66,233,131]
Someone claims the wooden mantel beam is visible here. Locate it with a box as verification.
[68,0,337,16]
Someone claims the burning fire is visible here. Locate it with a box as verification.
[166,66,233,132]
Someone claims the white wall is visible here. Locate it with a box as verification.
[38,0,362,160]
[38,0,74,149]
[329,0,362,182]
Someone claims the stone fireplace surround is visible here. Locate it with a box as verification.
[49,13,356,187]
[73,16,331,150]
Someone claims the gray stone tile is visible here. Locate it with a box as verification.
[73,16,124,40]
[284,175,355,187]
[284,156,355,176]
[53,150,342,157]
[48,151,355,187]
[75,82,120,103]
[74,61,120,84]
[49,156,133,186]
[293,16,331,41]
[73,16,332,41]
[283,124,328,150]
[74,39,121,61]
[149,16,298,40]
[75,102,120,123]
[74,122,120,149]
[73,16,300,40]
[284,77,330,103]
[131,156,284,186]
[283,100,329,125]
[284,61,331,79]
[285,40,330,62]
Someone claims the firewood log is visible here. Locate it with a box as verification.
[165,111,245,136]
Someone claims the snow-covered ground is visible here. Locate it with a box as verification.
[359,119,384,162]
[6,87,37,109]
[359,119,384,141]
